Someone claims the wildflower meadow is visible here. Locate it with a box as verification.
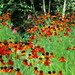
[0,0,75,75]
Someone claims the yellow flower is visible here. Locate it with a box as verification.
[8,69,14,73]
[40,53,45,58]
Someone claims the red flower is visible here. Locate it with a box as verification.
[64,33,68,36]
[57,70,63,75]
[38,21,43,24]
[58,56,66,62]
[43,57,50,66]
[22,59,28,66]
[38,70,43,75]
[32,54,38,58]
[3,66,9,73]
[0,60,5,65]
[57,73,63,75]
[30,35,35,40]
[16,27,19,30]
[39,47,44,53]
[18,45,23,50]
[7,25,10,28]
[65,28,71,32]
[53,25,56,27]
[2,40,8,45]
[2,51,8,55]
[66,47,71,50]
[54,32,57,36]
[28,63,32,67]
[14,55,19,59]
[55,12,57,15]
[0,46,4,55]
[6,59,13,65]
[30,50,36,54]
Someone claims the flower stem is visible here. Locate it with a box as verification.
[48,0,51,13]
[43,0,46,15]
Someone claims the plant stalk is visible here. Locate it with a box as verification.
[48,0,51,13]
[43,0,46,15]
[62,0,66,18]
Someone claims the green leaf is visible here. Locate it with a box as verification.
[0,11,2,15]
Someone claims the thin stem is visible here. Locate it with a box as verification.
[43,0,46,15]
[62,0,66,18]
[48,0,51,13]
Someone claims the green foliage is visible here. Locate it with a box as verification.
[0,0,33,33]
[0,25,13,41]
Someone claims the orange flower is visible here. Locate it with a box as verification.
[0,67,4,73]
[47,71,51,75]
[33,67,38,74]
[71,23,75,26]
[22,59,28,66]
[28,54,32,59]
[9,41,14,48]
[73,11,75,14]
[45,52,50,58]
[71,46,75,50]
[57,70,62,75]
[49,52,54,58]
[32,54,38,58]
[3,66,9,73]
[38,58,43,63]
[38,70,43,75]
[55,12,57,15]
[0,16,2,19]
[39,47,44,53]
[28,21,30,23]
[45,11,47,14]
[58,56,66,62]
[43,57,50,66]
[6,59,13,65]
[0,60,5,66]
[8,66,14,73]
[59,17,63,19]
[7,12,11,15]
[52,71,56,75]
[13,45,18,52]
[15,68,23,75]
[18,45,23,50]
[71,15,74,18]
[20,50,26,56]
[37,33,43,37]
[2,21,6,26]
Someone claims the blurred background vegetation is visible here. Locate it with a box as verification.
[0,0,75,34]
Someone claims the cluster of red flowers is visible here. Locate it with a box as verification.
[27,12,75,39]
[0,12,11,26]
[0,40,33,55]
[0,39,68,75]
[0,12,75,75]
